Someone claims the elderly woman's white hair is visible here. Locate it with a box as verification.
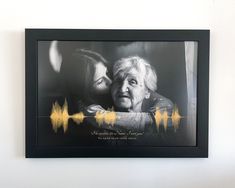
[113,56,157,91]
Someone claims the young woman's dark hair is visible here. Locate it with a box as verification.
[60,49,112,112]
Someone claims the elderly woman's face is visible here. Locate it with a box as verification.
[111,67,149,112]
[91,62,112,94]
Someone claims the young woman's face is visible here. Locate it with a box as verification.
[91,62,112,94]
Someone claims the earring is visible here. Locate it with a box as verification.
[145,92,150,99]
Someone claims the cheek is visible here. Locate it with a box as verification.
[111,89,116,100]
[130,86,145,99]
[111,84,118,95]
[92,83,109,94]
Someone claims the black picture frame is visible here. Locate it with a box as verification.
[26,29,209,158]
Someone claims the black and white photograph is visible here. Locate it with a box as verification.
[38,40,197,146]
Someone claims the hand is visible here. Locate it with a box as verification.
[85,104,105,116]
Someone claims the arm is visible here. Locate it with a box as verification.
[85,105,154,132]
[115,112,153,131]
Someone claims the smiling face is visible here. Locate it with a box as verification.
[91,62,112,94]
[111,67,150,112]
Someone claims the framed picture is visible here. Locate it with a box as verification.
[26,29,209,157]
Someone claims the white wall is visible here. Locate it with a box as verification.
[0,0,235,187]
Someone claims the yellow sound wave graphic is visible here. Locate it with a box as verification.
[94,109,117,127]
[50,99,183,133]
[162,110,169,131]
[71,112,85,124]
[95,111,105,126]
[104,110,117,126]
[50,100,117,132]
[50,99,85,133]
[172,106,182,131]
[154,106,183,131]
[154,109,162,131]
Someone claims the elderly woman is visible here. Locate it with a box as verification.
[111,56,173,113]
[87,56,173,131]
